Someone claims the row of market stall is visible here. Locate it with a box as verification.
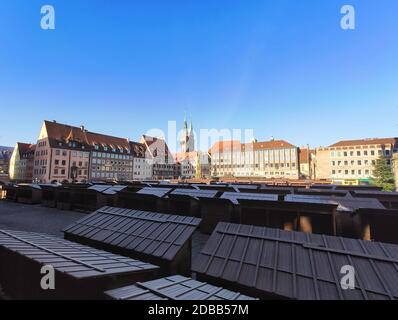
[1,207,398,300]
[3,182,398,244]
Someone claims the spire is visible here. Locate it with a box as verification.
[189,115,193,133]
[184,112,188,130]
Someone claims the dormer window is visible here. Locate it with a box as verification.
[104,146,108,151]
[94,144,99,150]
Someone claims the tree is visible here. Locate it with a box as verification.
[371,157,395,191]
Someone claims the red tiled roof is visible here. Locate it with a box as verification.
[209,140,296,153]
[129,141,146,158]
[329,138,398,148]
[209,140,241,153]
[44,120,131,152]
[141,135,174,162]
[299,148,315,164]
[17,143,36,158]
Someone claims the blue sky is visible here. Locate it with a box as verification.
[0,0,397,151]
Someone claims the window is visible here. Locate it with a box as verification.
[62,151,67,156]
[61,169,65,175]
[358,170,362,175]
[55,160,59,165]
[357,151,361,156]
[371,150,375,156]
[385,150,391,156]
[54,169,58,174]
[351,170,355,175]
[56,150,60,156]
[364,150,368,156]
[62,160,66,165]
[345,170,349,175]
[343,152,347,157]
[358,160,361,165]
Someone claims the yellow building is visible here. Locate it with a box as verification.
[9,142,36,182]
[315,138,398,185]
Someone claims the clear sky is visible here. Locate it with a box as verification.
[0,0,397,151]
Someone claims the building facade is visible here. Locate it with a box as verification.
[174,151,211,179]
[0,147,13,174]
[315,138,398,185]
[33,121,91,183]
[210,139,299,179]
[299,148,315,180]
[9,143,36,182]
[130,141,152,181]
[32,120,143,183]
[88,134,133,182]
[141,135,178,180]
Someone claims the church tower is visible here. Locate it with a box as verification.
[180,115,195,153]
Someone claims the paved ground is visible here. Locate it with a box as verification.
[0,200,209,253]
[0,201,86,237]
[0,200,209,299]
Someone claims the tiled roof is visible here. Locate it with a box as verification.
[141,135,174,163]
[17,142,36,158]
[63,206,201,263]
[210,140,296,153]
[104,275,257,300]
[329,138,398,148]
[299,148,314,164]
[0,229,159,279]
[129,141,147,158]
[193,222,398,300]
[44,120,132,153]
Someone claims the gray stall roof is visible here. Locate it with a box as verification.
[17,184,42,190]
[285,195,384,212]
[63,206,201,262]
[169,189,219,200]
[103,185,128,195]
[0,229,159,279]
[136,187,172,198]
[104,275,257,300]
[229,184,259,190]
[192,222,398,300]
[221,192,279,205]
[284,194,339,206]
[352,190,398,197]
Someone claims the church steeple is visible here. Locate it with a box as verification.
[180,115,195,153]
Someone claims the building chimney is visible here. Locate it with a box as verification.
[80,125,85,131]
